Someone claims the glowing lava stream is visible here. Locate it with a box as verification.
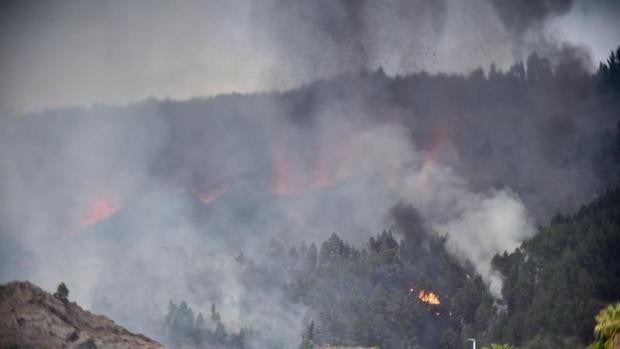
[197,181,230,204]
[80,198,121,229]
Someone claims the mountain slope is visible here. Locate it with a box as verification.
[491,189,620,348]
[0,281,165,349]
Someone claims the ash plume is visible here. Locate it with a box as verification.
[251,0,450,84]
[488,0,574,35]
[0,1,619,348]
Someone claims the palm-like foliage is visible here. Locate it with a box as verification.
[593,303,620,349]
[482,344,515,349]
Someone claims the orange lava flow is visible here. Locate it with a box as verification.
[81,198,120,229]
[197,181,230,204]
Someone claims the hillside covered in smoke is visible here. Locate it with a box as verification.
[158,188,620,349]
[2,0,620,348]
[0,47,619,348]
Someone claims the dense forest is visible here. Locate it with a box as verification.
[491,188,620,348]
[155,49,620,349]
[161,203,493,349]
[161,189,620,349]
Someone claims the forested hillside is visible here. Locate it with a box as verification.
[161,188,620,349]
[161,204,495,349]
[125,48,620,349]
[3,46,620,349]
[3,2,620,349]
[491,189,620,348]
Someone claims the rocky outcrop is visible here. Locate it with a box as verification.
[0,281,165,349]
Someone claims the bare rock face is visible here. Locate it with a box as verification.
[0,281,166,349]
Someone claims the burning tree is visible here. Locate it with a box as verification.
[417,290,440,306]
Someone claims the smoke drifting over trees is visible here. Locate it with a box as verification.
[0,1,619,348]
[1,53,619,346]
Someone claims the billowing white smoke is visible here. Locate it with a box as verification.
[361,124,535,297]
[33,189,309,347]
[436,190,533,296]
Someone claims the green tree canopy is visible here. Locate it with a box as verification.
[54,282,69,302]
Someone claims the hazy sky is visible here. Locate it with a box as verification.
[0,0,618,114]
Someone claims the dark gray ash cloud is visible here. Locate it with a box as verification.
[253,0,448,76]
[489,0,574,35]
[1,0,617,113]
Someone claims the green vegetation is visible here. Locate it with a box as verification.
[53,282,69,303]
[161,187,620,349]
[597,47,620,94]
[162,301,246,349]
[590,303,620,349]
[240,206,496,349]
[157,46,620,347]
[490,189,620,348]
[300,321,315,349]
[482,344,515,349]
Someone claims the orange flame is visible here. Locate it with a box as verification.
[418,290,441,305]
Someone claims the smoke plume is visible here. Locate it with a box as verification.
[0,0,619,347]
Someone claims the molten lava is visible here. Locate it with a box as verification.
[418,290,441,305]
[81,198,120,228]
[197,181,229,204]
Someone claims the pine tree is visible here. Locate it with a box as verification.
[300,321,315,349]
[211,303,221,323]
[54,282,69,303]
